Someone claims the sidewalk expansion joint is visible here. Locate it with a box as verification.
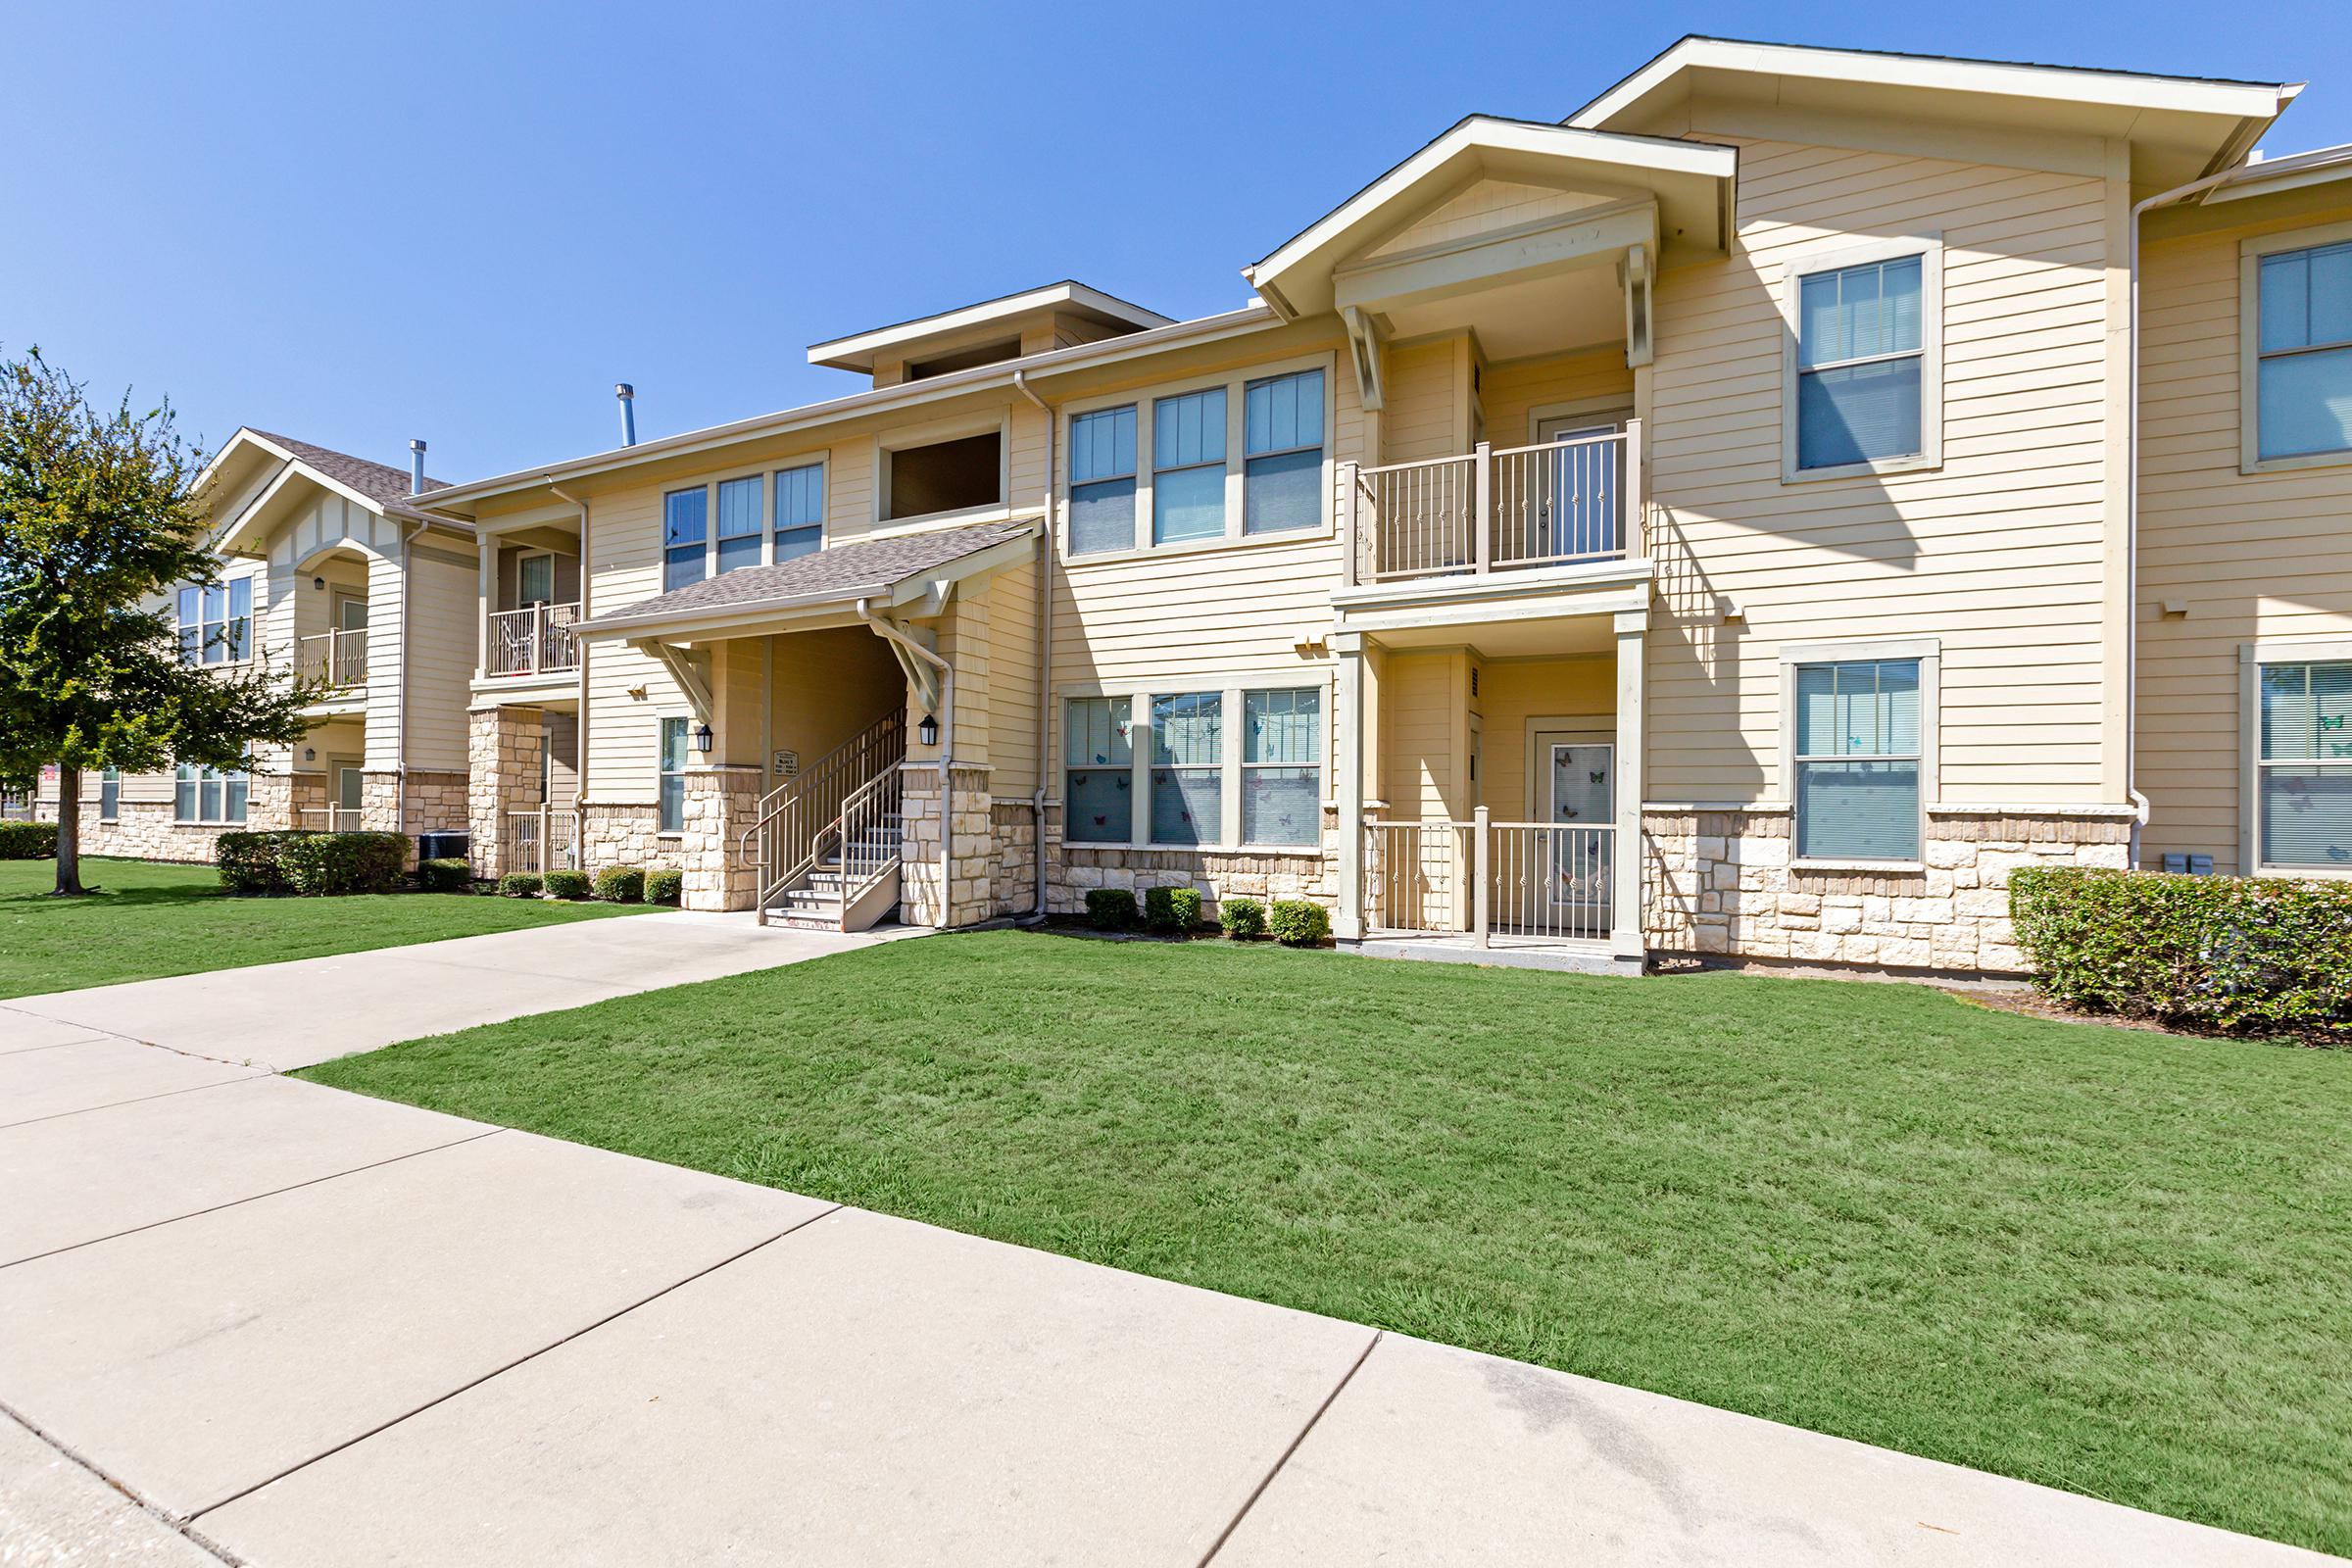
[185,1200,847,1525]
[0,1400,245,1566]
[1195,1328,1381,1566]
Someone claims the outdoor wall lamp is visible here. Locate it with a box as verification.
[312,575,325,591]
[917,713,939,748]
[692,721,714,755]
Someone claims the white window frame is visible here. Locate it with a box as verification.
[657,712,690,837]
[175,576,254,667]
[2239,637,2352,879]
[515,550,558,607]
[1778,637,1939,870]
[99,766,120,821]
[875,411,1012,529]
[1055,671,1334,850]
[2239,219,2352,475]
[1057,351,1337,565]
[173,760,249,825]
[1779,234,1943,485]
[659,453,832,588]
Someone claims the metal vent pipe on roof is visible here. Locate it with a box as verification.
[408,439,427,494]
[615,383,637,447]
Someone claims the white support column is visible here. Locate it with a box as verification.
[1335,631,1367,941]
[1472,804,1491,949]
[476,534,495,679]
[1612,607,1646,969]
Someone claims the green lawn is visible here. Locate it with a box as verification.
[301,930,2352,1553]
[0,857,649,997]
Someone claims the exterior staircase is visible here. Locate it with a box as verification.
[742,711,906,932]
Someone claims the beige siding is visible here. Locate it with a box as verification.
[1367,180,1616,260]
[403,540,475,773]
[1377,651,1464,822]
[1478,658,1616,823]
[1379,336,1466,463]
[1482,349,1636,449]
[1645,138,2119,806]
[2136,201,2352,873]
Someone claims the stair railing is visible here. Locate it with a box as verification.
[822,766,905,931]
[739,710,905,923]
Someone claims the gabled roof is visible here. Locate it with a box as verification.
[577,518,1039,640]
[1568,36,2300,186]
[1246,116,1736,320]
[199,426,466,556]
[241,429,450,508]
[807,281,1172,374]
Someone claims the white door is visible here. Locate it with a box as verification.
[337,595,368,633]
[1533,730,1613,927]
[1533,415,1626,562]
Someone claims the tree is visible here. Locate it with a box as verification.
[0,348,321,895]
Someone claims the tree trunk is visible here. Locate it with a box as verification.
[52,762,84,896]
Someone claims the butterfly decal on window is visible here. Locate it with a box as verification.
[1589,769,1606,784]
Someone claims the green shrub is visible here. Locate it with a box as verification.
[593,865,645,903]
[274,831,409,897]
[2011,866,2352,1039]
[1144,886,1202,934]
[1085,888,1138,930]
[498,872,543,899]
[646,868,683,906]
[1267,899,1330,948]
[1219,897,1266,940]
[544,868,592,900]
[0,821,54,860]
[416,858,472,893]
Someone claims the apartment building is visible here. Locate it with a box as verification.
[391,39,2350,973]
[41,429,477,858]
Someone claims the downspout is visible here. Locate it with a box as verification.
[1013,368,1054,921]
[2126,161,2251,866]
[551,484,591,836]
[856,597,954,930]
[394,515,425,845]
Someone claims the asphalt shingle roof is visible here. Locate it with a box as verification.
[587,518,1036,627]
[245,428,451,511]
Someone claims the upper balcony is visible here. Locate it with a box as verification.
[486,601,581,678]
[1342,425,1639,587]
[474,532,584,690]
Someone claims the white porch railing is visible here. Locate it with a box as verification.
[488,602,581,677]
[1342,424,1640,586]
[294,628,368,688]
[295,806,366,832]
[504,807,579,877]
[1363,810,1614,947]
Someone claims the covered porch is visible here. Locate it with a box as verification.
[1333,579,1648,972]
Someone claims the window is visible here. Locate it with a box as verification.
[774,463,824,562]
[658,717,688,834]
[1783,242,1940,481]
[173,761,247,824]
[1152,388,1226,545]
[175,578,250,665]
[99,767,119,821]
[2257,661,2352,868]
[1068,406,1136,556]
[1243,688,1321,846]
[662,488,708,592]
[1150,692,1222,846]
[1792,659,1922,861]
[714,475,762,575]
[1063,697,1133,844]
[1243,369,1324,534]
[516,552,556,606]
[2252,238,2352,464]
[885,430,1001,520]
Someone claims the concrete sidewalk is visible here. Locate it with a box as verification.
[0,1036,2330,1565]
[0,909,911,1071]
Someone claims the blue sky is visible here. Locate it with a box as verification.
[7,1,2349,484]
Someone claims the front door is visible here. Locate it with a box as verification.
[1532,730,1613,929]
[332,762,364,829]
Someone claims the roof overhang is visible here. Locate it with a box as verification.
[206,429,393,556]
[1246,117,1737,321]
[1569,37,2300,188]
[576,519,1040,646]
[807,280,1172,373]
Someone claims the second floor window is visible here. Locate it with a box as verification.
[714,476,762,575]
[1794,254,1924,473]
[774,463,824,562]
[1793,659,1922,862]
[1243,369,1324,534]
[2255,239,2352,463]
[176,578,250,665]
[1152,388,1226,546]
[1068,406,1137,556]
[662,488,708,592]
